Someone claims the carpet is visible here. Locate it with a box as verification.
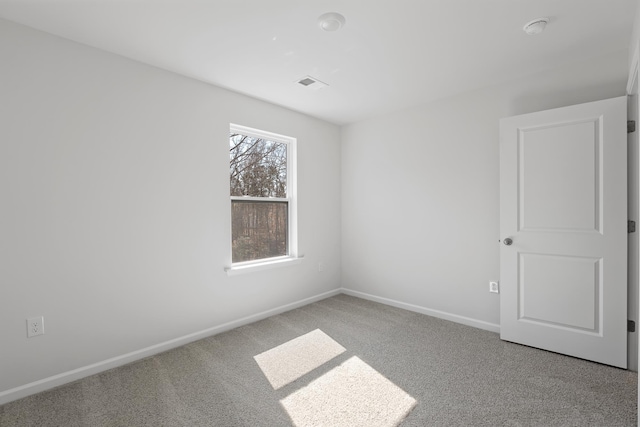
[254,329,345,390]
[0,294,636,426]
[280,355,417,427]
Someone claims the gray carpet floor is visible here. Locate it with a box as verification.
[0,294,637,426]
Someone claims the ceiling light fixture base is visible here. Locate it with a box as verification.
[318,12,346,32]
[523,18,549,35]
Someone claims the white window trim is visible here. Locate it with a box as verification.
[226,124,299,275]
[225,255,304,276]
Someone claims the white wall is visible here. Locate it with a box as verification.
[341,49,630,329]
[0,18,341,400]
[630,0,640,69]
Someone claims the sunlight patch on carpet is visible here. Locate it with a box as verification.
[280,356,417,427]
[254,329,346,390]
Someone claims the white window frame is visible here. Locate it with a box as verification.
[226,124,299,275]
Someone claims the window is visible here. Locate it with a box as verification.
[229,124,297,266]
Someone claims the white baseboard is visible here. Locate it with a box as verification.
[0,287,498,405]
[0,288,341,406]
[341,288,500,334]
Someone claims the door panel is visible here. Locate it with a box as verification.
[519,120,599,232]
[519,253,599,332]
[500,96,627,368]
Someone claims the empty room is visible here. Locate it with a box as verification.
[1,1,640,426]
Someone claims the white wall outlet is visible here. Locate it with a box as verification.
[489,281,499,293]
[27,316,44,338]
[318,262,325,272]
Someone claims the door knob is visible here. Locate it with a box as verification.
[503,238,513,246]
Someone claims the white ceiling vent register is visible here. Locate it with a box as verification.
[296,76,329,90]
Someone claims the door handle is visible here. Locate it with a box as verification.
[503,238,513,246]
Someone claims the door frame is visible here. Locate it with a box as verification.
[626,45,640,415]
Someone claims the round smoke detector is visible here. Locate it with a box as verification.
[318,12,346,32]
[523,17,549,35]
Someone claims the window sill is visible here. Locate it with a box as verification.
[225,256,304,276]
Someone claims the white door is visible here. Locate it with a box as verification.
[499,96,627,368]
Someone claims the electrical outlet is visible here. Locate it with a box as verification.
[489,281,499,294]
[318,262,325,272]
[27,316,44,338]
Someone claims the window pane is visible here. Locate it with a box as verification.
[230,134,287,197]
[231,201,288,263]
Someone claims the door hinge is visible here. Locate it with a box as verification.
[628,120,636,134]
[629,320,636,332]
[629,220,636,233]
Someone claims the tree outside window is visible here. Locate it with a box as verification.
[229,125,295,264]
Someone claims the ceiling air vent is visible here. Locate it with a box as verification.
[296,75,328,90]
